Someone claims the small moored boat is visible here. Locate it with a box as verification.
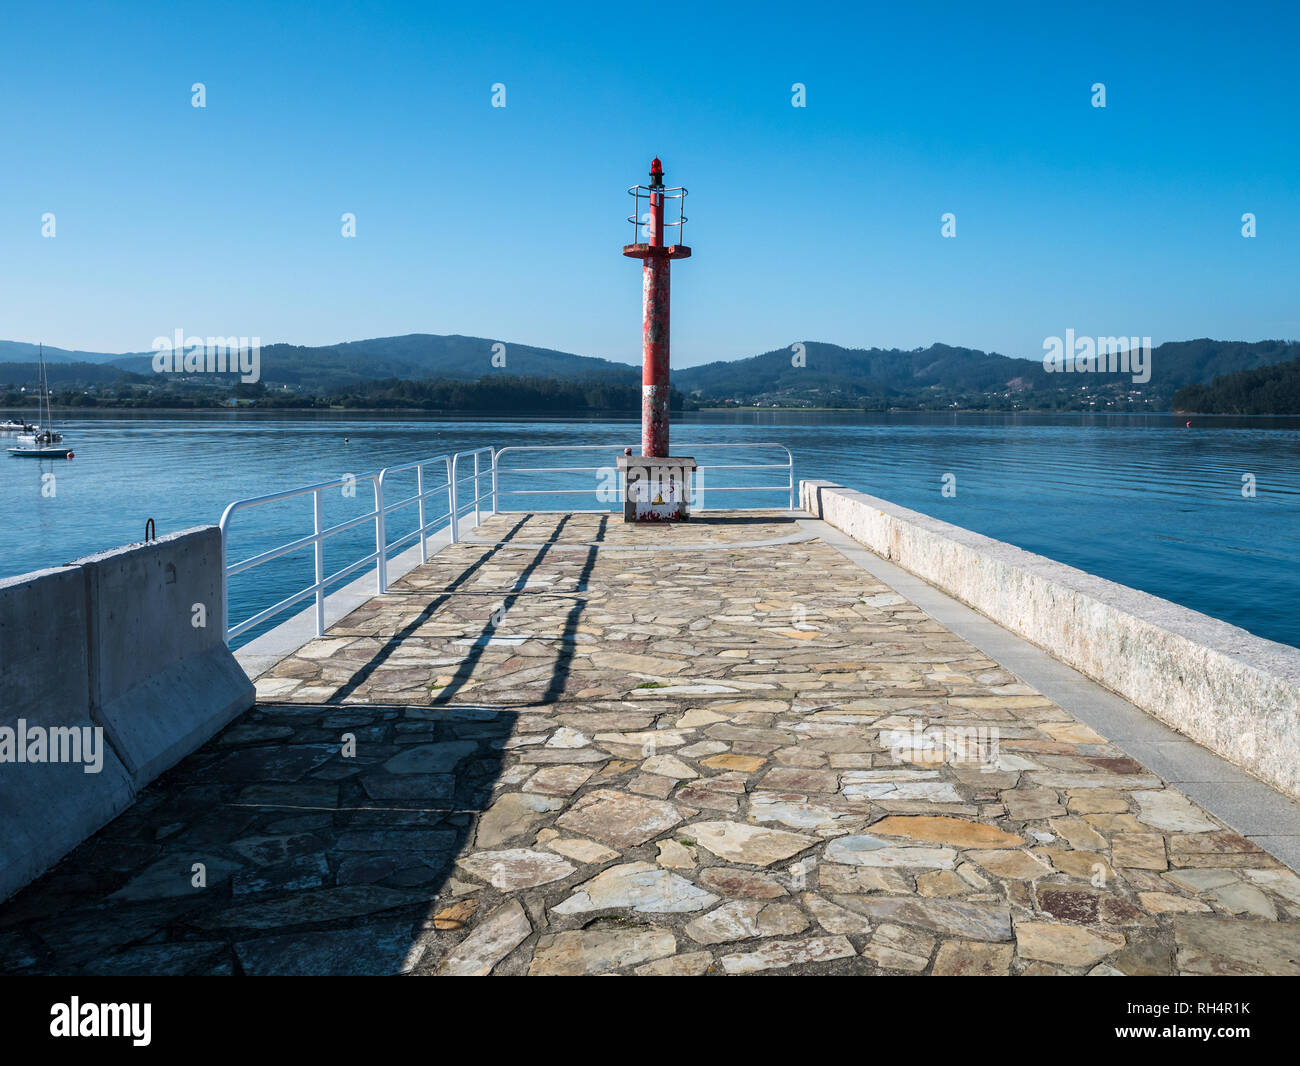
[9,344,72,457]
[8,445,74,459]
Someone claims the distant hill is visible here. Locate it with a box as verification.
[1174,357,1300,414]
[0,334,639,388]
[675,342,1051,405]
[674,339,1300,408]
[0,341,139,365]
[2,334,1298,412]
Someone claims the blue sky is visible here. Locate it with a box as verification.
[2,0,1297,367]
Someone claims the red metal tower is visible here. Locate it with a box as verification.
[624,158,690,457]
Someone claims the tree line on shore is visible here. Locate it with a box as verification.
[0,373,692,414]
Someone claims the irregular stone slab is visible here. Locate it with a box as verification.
[361,775,454,801]
[917,869,971,897]
[689,822,815,867]
[529,923,677,975]
[556,789,682,848]
[802,893,874,934]
[750,792,855,829]
[1036,886,1151,927]
[589,651,686,675]
[681,741,731,759]
[335,829,455,853]
[1046,817,1107,852]
[825,835,956,869]
[835,896,1013,941]
[1003,789,1066,821]
[1111,833,1167,871]
[701,753,766,772]
[932,939,1014,976]
[868,816,1022,849]
[552,862,718,915]
[1167,830,1272,865]
[967,849,1053,880]
[456,849,576,891]
[841,770,964,802]
[863,923,934,972]
[523,765,594,796]
[655,839,696,869]
[642,754,699,780]
[382,741,478,774]
[685,900,809,944]
[1173,915,1300,975]
[1110,939,1174,976]
[760,767,840,793]
[1014,921,1125,967]
[435,901,531,976]
[236,854,330,895]
[1132,790,1219,833]
[546,726,590,748]
[475,792,565,848]
[720,935,856,974]
[1163,868,1239,894]
[238,920,417,976]
[677,708,729,728]
[698,867,788,899]
[109,854,243,901]
[1039,721,1107,745]
[81,941,229,977]
[1138,892,1211,915]
[634,950,715,975]
[1208,882,1277,920]
[197,886,425,930]
[431,898,479,930]
[1034,847,1115,881]
[1243,868,1300,907]
[819,864,911,894]
[547,838,620,865]
[673,785,740,812]
[515,747,608,765]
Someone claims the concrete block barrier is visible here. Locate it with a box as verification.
[80,527,254,786]
[0,527,254,901]
[0,568,134,902]
[801,480,1300,800]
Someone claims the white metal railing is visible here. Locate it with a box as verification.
[491,442,794,511]
[451,447,494,533]
[219,441,791,645]
[220,449,491,644]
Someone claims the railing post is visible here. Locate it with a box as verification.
[449,455,459,544]
[219,522,230,645]
[473,451,481,528]
[417,463,428,563]
[491,449,498,514]
[313,488,325,637]
[375,476,388,594]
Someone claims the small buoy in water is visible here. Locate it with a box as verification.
[1185,420,1191,428]
[344,437,350,444]
[66,451,74,459]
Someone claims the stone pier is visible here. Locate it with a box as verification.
[3,511,1299,975]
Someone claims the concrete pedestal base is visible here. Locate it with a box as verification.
[617,456,696,522]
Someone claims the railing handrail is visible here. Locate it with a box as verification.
[221,449,488,644]
[492,442,794,511]
[220,440,792,645]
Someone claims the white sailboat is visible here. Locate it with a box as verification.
[9,345,73,458]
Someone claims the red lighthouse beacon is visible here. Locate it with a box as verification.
[617,158,696,521]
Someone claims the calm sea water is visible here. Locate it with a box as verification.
[3,409,1298,650]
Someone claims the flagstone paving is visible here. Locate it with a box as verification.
[4,511,1300,976]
